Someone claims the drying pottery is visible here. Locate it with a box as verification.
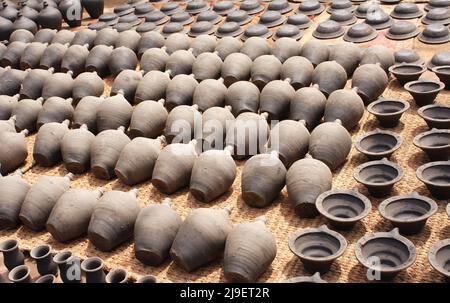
[324,88,364,130]
[72,71,104,103]
[193,79,227,112]
[73,96,104,133]
[37,1,62,30]
[213,0,236,15]
[260,80,295,121]
[20,68,53,100]
[191,35,217,57]
[140,48,169,73]
[0,41,27,69]
[301,40,330,67]
[289,225,347,274]
[364,9,393,30]
[93,28,119,47]
[160,2,181,16]
[413,129,450,160]
[81,257,106,283]
[418,104,450,129]
[0,172,29,230]
[273,24,303,41]
[297,0,325,16]
[421,8,450,25]
[432,65,450,89]
[0,94,18,121]
[8,265,32,283]
[268,0,293,14]
[19,173,72,231]
[164,105,201,143]
[170,206,232,272]
[226,9,252,25]
[283,273,327,283]
[404,79,445,107]
[136,275,157,283]
[316,188,371,230]
[144,10,169,25]
[35,274,56,283]
[53,251,81,283]
[134,199,182,266]
[251,55,282,90]
[51,29,75,45]
[240,36,270,60]
[166,49,195,77]
[313,20,345,39]
[20,42,47,70]
[215,21,243,38]
[193,52,222,81]
[37,97,73,129]
[71,29,96,49]
[240,0,264,15]
[427,51,450,70]
[186,1,209,14]
[61,44,90,77]
[108,46,138,77]
[39,42,68,71]
[289,85,327,130]
[170,11,194,26]
[367,98,410,128]
[137,31,165,57]
[0,114,16,133]
[114,3,134,16]
[391,2,424,19]
[271,38,301,63]
[386,20,421,40]
[165,74,198,111]
[90,127,131,180]
[42,71,73,100]
[355,228,416,280]
[329,9,357,26]
[11,97,42,133]
[225,81,260,116]
[259,10,286,28]
[9,29,34,43]
[428,239,450,281]
[309,120,352,170]
[344,23,378,43]
[33,120,70,166]
[426,0,450,11]
[88,189,140,251]
[221,53,252,87]
[329,43,362,77]
[0,130,28,174]
[82,0,104,19]
[197,10,222,25]
[29,27,57,44]
[356,129,403,160]
[189,21,215,37]
[326,0,355,13]
[352,63,388,104]
[379,192,437,235]
[281,56,313,90]
[286,156,333,217]
[201,106,234,151]
[242,24,273,41]
[286,13,312,29]
[360,44,394,73]
[30,244,58,276]
[417,161,450,199]
[59,0,82,27]
[152,140,198,194]
[418,24,450,44]
[0,16,13,41]
[105,269,129,284]
[312,61,347,97]
[224,217,277,282]
[134,71,170,104]
[354,158,404,197]
[241,153,287,207]
[389,63,426,85]
[0,239,24,271]
[161,22,187,37]
[61,125,95,174]
[96,93,132,132]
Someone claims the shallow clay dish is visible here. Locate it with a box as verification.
[428,239,450,281]
[145,10,170,25]
[385,21,420,40]
[160,3,182,16]
[389,63,426,85]
[326,0,355,14]
[413,129,450,161]
[226,10,252,25]
[160,22,187,36]
[313,20,345,39]
[286,13,313,29]
[344,23,378,43]
[297,0,325,16]
[425,0,450,11]
[189,21,216,37]
[170,11,194,26]
[432,65,450,89]
[418,24,450,44]
[258,11,286,28]
[268,0,293,14]
[329,9,358,26]
[364,10,393,30]
[213,1,236,15]
[404,79,445,107]
[241,24,273,41]
[186,1,209,15]
[282,272,327,283]
[421,8,450,25]
[239,0,265,15]
[418,104,450,129]
[390,2,424,19]
[197,10,222,24]
[288,225,347,274]
[273,24,304,40]
[355,228,417,280]
[354,158,404,197]
[367,99,410,128]
[379,192,437,235]
[394,49,424,65]
[316,188,372,230]
[215,22,243,38]
[354,2,381,19]
[416,161,450,199]
[355,129,403,160]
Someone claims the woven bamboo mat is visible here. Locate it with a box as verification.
[1,1,450,283]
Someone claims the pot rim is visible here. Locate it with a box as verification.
[367,98,410,117]
[354,158,404,187]
[53,250,74,264]
[388,63,427,76]
[30,244,52,260]
[413,128,450,150]
[354,228,417,273]
[81,256,104,273]
[316,188,372,223]
[428,239,450,278]
[379,192,438,223]
[312,25,345,39]
[432,64,450,75]
[418,103,450,122]
[0,238,19,252]
[404,79,445,94]
[258,15,286,28]
[355,129,403,157]
[416,160,450,186]
[136,275,158,283]
[105,268,129,283]
[8,265,31,282]
[421,14,450,25]
[288,225,348,262]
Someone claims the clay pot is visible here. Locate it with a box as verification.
[225,81,259,116]
[96,93,132,132]
[283,272,327,283]
[170,206,232,272]
[115,30,140,53]
[71,29,96,49]
[404,79,445,107]
[0,16,13,41]
[33,120,70,166]
[134,199,182,266]
[61,44,89,77]
[72,71,104,103]
[59,0,82,28]
[129,100,167,139]
[428,239,450,281]
[0,171,30,229]
[110,70,142,103]
[191,35,217,57]
[73,96,103,133]
[39,42,68,71]
[164,33,190,55]
[136,275,157,283]
[221,52,252,87]
[367,98,410,128]
[51,29,75,45]
[281,56,314,90]
[324,88,364,130]
[301,40,329,67]
[260,80,295,121]
[329,42,362,77]
[395,48,424,65]
[312,61,347,97]
[8,265,32,283]
[11,97,43,133]
[37,97,74,129]
[0,94,18,120]
[418,104,450,129]
[251,55,282,90]
[214,37,242,61]
[12,13,38,34]
[273,24,304,41]
[0,130,28,174]
[140,48,168,74]
[352,63,389,105]
[355,228,416,280]
[240,37,270,61]
[93,28,118,47]
[201,106,234,151]
[289,85,326,130]
[356,129,403,160]
[82,0,104,19]
[105,268,129,284]
[164,105,201,144]
[30,244,58,276]
[224,217,276,282]
[42,71,73,100]
[193,79,227,112]
[108,46,138,77]
[389,63,426,85]
[134,71,170,105]
[241,153,286,208]
[90,127,131,180]
[413,129,450,160]
[361,45,395,73]
[85,45,113,77]
[354,158,404,197]
[137,32,164,58]
[88,189,140,251]
[20,42,48,70]
[9,29,34,43]
[0,239,25,271]
[53,251,81,283]
[193,52,222,81]
[60,125,94,173]
[1,41,28,69]
[271,37,301,63]
[37,1,62,30]
[165,74,198,111]
[166,49,195,77]
[432,65,450,89]
[316,188,372,230]
[19,173,73,231]
[81,257,105,283]
[289,225,347,274]
[417,161,450,199]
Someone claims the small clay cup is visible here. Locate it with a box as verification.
[81,257,106,283]
[418,104,450,129]
[30,244,58,276]
[432,65,450,89]
[105,268,129,283]
[413,129,450,160]
[316,188,372,230]
[367,99,410,128]
[355,228,416,280]
[404,79,445,107]
[8,265,32,283]
[53,251,81,283]
[389,64,427,86]
[288,225,347,274]
[379,192,438,235]
[416,161,450,199]
[354,158,404,197]
[355,129,403,160]
[35,274,56,283]
[428,239,450,281]
[0,239,25,271]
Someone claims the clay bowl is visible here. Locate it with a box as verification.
[354,158,404,197]
[355,228,416,281]
[379,193,438,235]
[355,129,403,160]
[282,272,327,283]
[288,225,347,274]
[316,188,372,230]
[367,99,410,128]
[416,161,450,199]
[404,79,445,107]
[428,239,450,282]
[388,64,426,86]
[432,65,450,89]
[413,128,450,160]
[418,104,450,129]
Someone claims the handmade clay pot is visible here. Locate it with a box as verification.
[329,43,362,77]
[301,40,329,67]
[33,120,70,166]
[0,16,13,41]
[221,53,252,87]
[8,265,32,283]
[240,37,270,60]
[58,0,82,28]
[82,0,104,19]
[417,161,450,199]
[53,251,81,283]
[428,239,450,281]
[20,42,48,70]
[355,228,416,280]
[0,239,25,271]
[428,51,450,70]
[9,29,34,43]
[61,44,90,77]
[73,96,103,133]
[251,55,282,90]
[0,171,30,229]
[418,24,450,44]
[96,93,132,132]
[164,105,201,144]
[134,71,170,105]
[51,29,75,45]
[289,85,326,130]
[35,274,56,283]
[0,115,17,133]
[226,9,252,26]
[164,33,190,55]
[213,1,236,15]
[367,98,410,128]
[41,71,73,100]
[0,130,28,175]
[193,79,227,112]
[0,94,18,120]
[344,23,378,43]
[30,244,58,276]
[192,52,222,81]
[395,49,424,65]
[260,80,295,121]
[60,125,95,173]
[329,9,357,26]
[356,129,403,160]
[39,42,68,71]
[137,32,165,58]
[361,45,395,73]
[136,275,157,283]
[273,24,304,41]
[354,158,404,197]
[37,97,74,129]
[287,13,313,29]
[404,79,445,107]
[281,56,313,90]
[164,75,197,111]
[214,37,242,61]
[0,41,28,69]
[432,65,450,89]
[201,106,234,151]
[166,49,195,77]
[385,21,420,40]
[391,2,424,19]
[197,10,222,25]
[297,0,325,16]
[418,104,450,129]
[108,46,138,77]
[225,81,260,116]
[81,257,106,283]
[413,129,450,160]
[190,35,217,57]
[289,225,347,274]
[324,88,364,130]
[389,64,426,85]
[313,20,345,39]
[11,97,43,133]
[12,13,38,34]
[352,63,389,105]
